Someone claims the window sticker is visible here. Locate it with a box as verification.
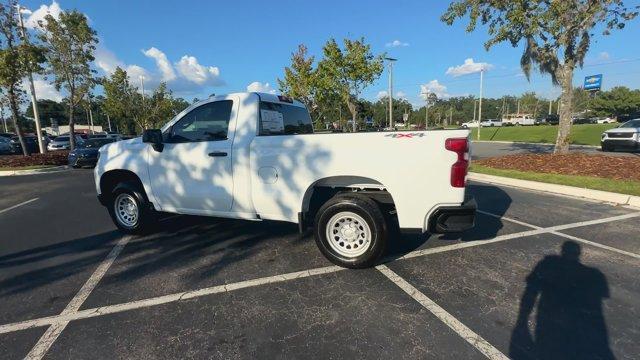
[261,110,285,133]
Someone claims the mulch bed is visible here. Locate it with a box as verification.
[0,151,69,168]
[475,153,640,182]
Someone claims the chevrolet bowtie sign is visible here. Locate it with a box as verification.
[584,74,603,91]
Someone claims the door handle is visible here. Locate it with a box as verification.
[208,151,228,157]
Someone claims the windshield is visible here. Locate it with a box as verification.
[55,136,69,141]
[0,137,8,143]
[79,138,115,148]
[619,119,640,128]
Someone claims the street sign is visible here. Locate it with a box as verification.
[584,74,603,91]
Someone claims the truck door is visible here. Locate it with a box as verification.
[147,97,237,213]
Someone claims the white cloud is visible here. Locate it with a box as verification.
[420,80,449,99]
[175,55,223,86]
[395,91,407,99]
[598,52,610,60]
[143,47,176,82]
[94,45,224,95]
[376,90,388,99]
[247,82,276,94]
[28,77,62,102]
[385,40,409,48]
[23,1,62,29]
[446,58,493,77]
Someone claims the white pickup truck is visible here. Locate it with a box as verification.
[95,92,475,268]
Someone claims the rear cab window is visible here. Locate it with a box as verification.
[258,101,313,136]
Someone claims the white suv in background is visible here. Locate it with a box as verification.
[601,119,640,152]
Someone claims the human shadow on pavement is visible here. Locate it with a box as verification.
[509,241,613,360]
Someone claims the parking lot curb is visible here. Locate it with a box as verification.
[471,140,599,149]
[468,172,640,208]
[0,165,69,177]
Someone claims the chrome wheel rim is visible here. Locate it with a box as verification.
[325,211,372,258]
[114,193,138,228]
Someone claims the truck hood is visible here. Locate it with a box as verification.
[604,127,638,133]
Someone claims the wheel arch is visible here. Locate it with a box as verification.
[299,175,396,230]
[100,169,148,203]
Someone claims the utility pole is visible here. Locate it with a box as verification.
[477,68,484,140]
[548,99,553,115]
[17,5,46,153]
[517,99,521,114]
[421,90,429,128]
[385,57,397,129]
[107,114,112,132]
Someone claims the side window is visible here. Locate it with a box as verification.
[259,102,313,136]
[168,100,233,142]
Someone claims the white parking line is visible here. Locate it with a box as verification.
[0,198,39,215]
[478,210,640,260]
[24,235,132,360]
[1,211,639,341]
[376,265,509,360]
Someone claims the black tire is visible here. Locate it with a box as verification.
[601,144,613,152]
[107,182,156,234]
[314,193,387,268]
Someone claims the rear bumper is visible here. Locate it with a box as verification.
[427,199,476,233]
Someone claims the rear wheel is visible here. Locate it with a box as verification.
[314,194,387,268]
[107,182,156,234]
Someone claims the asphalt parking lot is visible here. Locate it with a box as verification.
[1,170,639,359]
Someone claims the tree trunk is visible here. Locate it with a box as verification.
[68,103,76,150]
[554,65,574,154]
[347,100,357,132]
[8,87,28,156]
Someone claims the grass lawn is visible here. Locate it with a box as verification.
[0,164,58,171]
[469,123,618,146]
[471,164,640,196]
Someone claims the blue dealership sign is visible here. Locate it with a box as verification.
[584,74,603,91]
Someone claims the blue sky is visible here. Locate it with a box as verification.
[20,0,640,107]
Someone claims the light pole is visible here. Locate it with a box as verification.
[421,90,431,128]
[477,68,484,140]
[17,4,46,153]
[384,57,397,129]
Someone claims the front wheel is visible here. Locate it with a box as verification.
[314,194,387,268]
[107,182,156,234]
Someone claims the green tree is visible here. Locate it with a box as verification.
[442,0,638,153]
[0,1,45,155]
[103,67,183,133]
[25,99,67,127]
[317,38,384,132]
[591,86,640,117]
[278,44,318,116]
[38,10,98,150]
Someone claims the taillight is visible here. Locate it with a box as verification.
[445,138,469,188]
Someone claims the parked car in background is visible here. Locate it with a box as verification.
[460,121,479,128]
[0,136,12,154]
[10,136,41,154]
[47,135,84,151]
[0,132,14,139]
[596,117,616,124]
[572,117,596,125]
[68,138,116,168]
[601,118,640,152]
[105,132,123,141]
[480,119,502,127]
[502,114,535,126]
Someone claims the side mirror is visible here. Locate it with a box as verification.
[142,129,164,152]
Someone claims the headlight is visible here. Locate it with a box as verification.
[601,133,607,139]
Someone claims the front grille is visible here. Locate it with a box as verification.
[607,132,634,138]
